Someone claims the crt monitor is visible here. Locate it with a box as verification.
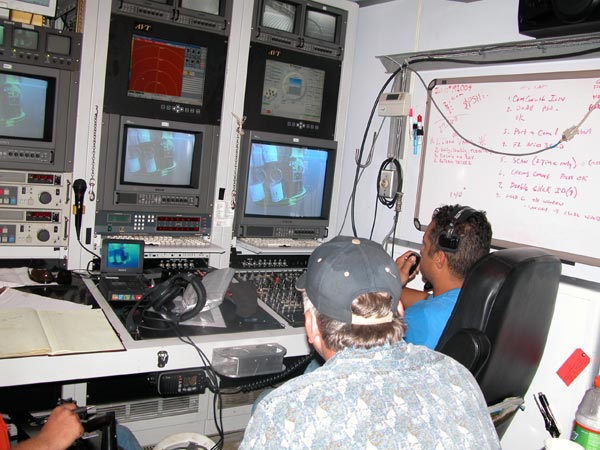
[243,42,341,140]
[103,13,227,125]
[0,61,76,172]
[234,130,337,239]
[96,114,219,225]
[100,239,144,275]
[2,0,57,17]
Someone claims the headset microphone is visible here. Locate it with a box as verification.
[72,178,87,240]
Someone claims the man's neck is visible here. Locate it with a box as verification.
[432,277,463,297]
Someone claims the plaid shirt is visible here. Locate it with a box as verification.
[239,341,500,450]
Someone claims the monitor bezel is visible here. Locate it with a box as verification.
[97,114,219,216]
[243,42,341,140]
[256,0,301,37]
[103,13,228,125]
[234,130,337,238]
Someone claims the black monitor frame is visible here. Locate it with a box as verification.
[103,13,227,125]
[244,42,341,140]
[0,19,81,172]
[234,130,337,239]
[252,0,348,60]
[96,114,219,227]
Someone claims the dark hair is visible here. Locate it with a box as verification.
[305,292,406,352]
[428,204,492,279]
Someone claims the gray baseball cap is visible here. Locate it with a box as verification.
[296,236,402,324]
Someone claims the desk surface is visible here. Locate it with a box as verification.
[0,277,310,387]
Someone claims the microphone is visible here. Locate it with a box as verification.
[72,179,87,240]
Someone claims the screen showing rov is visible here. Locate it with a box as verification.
[105,241,142,271]
[128,35,208,107]
[261,59,325,124]
[261,0,296,33]
[121,126,197,188]
[0,72,51,140]
[244,141,329,218]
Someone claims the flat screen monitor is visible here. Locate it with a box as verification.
[244,43,340,140]
[104,14,227,124]
[120,125,198,189]
[304,7,337,43]
[2,0,57,17]
[235,130,337,239]
[181,0,220,15]
[0,70,54,141]
[127,34,208,107]
[260,0,297,33]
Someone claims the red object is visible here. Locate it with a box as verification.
[557,348,591,386]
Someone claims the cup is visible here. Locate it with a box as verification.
[544,438,584,450]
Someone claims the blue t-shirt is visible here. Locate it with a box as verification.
[403,288,460,349]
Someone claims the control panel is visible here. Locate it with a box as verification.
[0,208,68,245]
[0,170,70,209]
[95,212,212,235]
[151,368,210,396]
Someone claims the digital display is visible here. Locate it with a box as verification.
[305,8,337,43]
[0,26,4,46]
[13,29,39,50]
[261,0,296,33]
[128,35,208,107]
[261,59,325,123]
[46,34,71,55]
[244,140,329,218]
[0,72,52,141]
[181,0,220,15]
[104,241,143,272]
[121,126,198,188]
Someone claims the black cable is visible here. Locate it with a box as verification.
[350,65,405,237]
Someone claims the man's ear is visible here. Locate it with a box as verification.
[434,249,447,269]
[304,310,320,345]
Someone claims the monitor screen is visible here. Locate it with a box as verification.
[304,8,337,43]
[0,25,4,46]
[0,71,53,141]
[120,125,198,188]
[261,0,297,33]
[128,35,208,107]
[13,28,38,50]
[3,0,57,17]
[244,139,330,219]
[181,0,220,15]
[101,239,144,274]
[261,59,325,123]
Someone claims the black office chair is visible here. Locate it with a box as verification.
[435,247,562,438]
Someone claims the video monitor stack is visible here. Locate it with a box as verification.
[95,0,232,248]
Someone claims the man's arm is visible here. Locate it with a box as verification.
[13,404,83,450]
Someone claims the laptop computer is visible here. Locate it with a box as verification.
[98,238,148,301]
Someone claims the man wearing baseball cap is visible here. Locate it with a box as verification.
[239,236,500,449]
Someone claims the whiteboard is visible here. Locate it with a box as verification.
[416,70,600,266]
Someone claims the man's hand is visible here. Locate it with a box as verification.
[17,404,84,450]
[395,251,420,286]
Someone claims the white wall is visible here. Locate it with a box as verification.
[341,1,600,448]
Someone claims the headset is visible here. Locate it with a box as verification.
[126,272,207,333]
[438,205,482,253]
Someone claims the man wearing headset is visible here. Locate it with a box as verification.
[239,236,500,449]
[396,204,493,349]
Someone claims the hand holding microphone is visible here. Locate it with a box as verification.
[72,178,87,240]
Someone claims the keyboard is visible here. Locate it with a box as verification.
[105,235,214,254]
[237,237,322,254]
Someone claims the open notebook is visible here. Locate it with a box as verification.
[98,239,148,301]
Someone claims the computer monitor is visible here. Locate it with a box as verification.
[244,42,341,140]
[234,130,337,239]
[251,0,347,60]
[2,0,57,17]
[100,239,144,275]
[103,13,227,125]
[95,114,219,236]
